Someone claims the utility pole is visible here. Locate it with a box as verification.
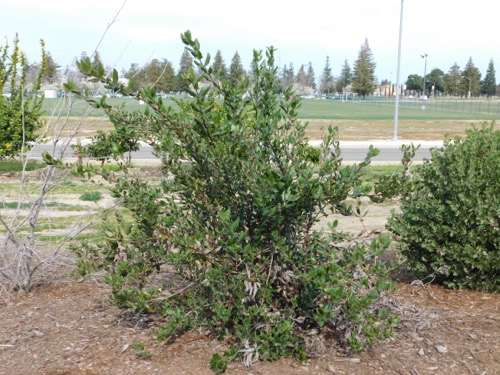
[421,53,428,98]
[393,0,404,141]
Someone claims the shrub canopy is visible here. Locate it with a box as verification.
[388,124,499,292]
[69,31,399,372]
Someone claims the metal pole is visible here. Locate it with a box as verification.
[421,54,428,97]
[393,0,404,141]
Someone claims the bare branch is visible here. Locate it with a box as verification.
[90,0,127,60]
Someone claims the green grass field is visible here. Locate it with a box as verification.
[42,97,500,121]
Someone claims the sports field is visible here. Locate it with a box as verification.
[42,97,500,121]
[40,97,499,140]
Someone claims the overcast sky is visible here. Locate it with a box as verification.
[2,0,499,84]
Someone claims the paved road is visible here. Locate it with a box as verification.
[29,141,439,163]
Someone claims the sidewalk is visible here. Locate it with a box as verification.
[38,138,445,149]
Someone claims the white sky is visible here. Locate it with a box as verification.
[1,0,499,84]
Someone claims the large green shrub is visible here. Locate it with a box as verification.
[0,35,46,159]
[388,124,499,292]
[68,31,398,371]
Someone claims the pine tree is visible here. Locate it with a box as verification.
[444,63,461,96]
[296,64,308,86]
[159,59,176,93]
[177,47,193,92]
[229,51,246,86]
[461,57,481,97]
[294,64,310,95]
[336,59,352,93]
[281,63,295,89]
[124,63,146,90]
[319,56,335,94]
[143,59,176,93]
[352,39,377,98]
[306,62,316,90]
[43,52,60,84]
[211,50,227,79]
[91,51,103,71]
[481,59,496,97]
[145,58,162,84]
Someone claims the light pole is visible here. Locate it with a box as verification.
[393,0,404,141]
[421,53,428,98]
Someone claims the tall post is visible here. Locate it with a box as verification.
[393,0,404,141]
[421,53,428,97]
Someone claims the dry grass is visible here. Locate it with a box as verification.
[40,117,498,140]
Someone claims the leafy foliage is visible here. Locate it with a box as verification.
[74,125,139,165]
[79,191,102,202]
[369,144,419,203]
[0,35,46,159]
[387,124,499,292]
[69,31,398,371]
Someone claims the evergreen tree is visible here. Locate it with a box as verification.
[43,52,60,84]
[143,59,176,93]
[296,64,308,86]
[211,50,227,79]
[159,59,176,93]
[319,56,335,94]
[294,64,311,95]
[229,51,246,86]
[145,58,162,84]
[444,63,461,96]
[461,57,481,97]
[91,51,103,71]
[124,62,146,90]
[336,59,352,93]
[481,59,496,97]
[306,62,316,90]
[177,47,193,92]
[281,63,295,89]
[352,39,377,98]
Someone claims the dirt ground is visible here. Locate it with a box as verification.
[1,273,498,375]
[1,199,498,375]
[1,172,499,375]
[40,117,499,140]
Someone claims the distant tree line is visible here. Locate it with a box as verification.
[20,41,499,98]
[405,57,497,98]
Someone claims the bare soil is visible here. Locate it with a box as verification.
[1,169,499,375]
[1,275,498,375]
[304,119,499,140]
[1,197,498,375]
[40,117,499,140]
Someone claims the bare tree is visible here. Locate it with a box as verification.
[0,0,127,294]
[0,98,108,293]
